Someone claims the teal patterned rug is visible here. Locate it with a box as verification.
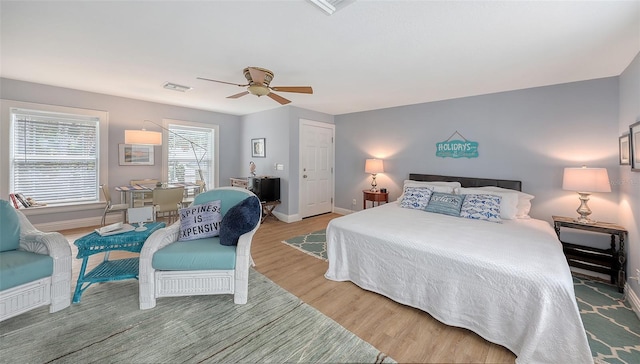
[284,230,640,364]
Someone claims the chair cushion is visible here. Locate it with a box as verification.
[220,196,261,246]
[178,200,222,241]
[0,250,53,291]
[152,237,236,271]
[0,200,20,252]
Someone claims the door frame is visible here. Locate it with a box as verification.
[298,118,335,218]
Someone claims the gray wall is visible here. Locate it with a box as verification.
[240,105,334,217]
[1,78,242,225]
[618,52,640,298]
[334,77,621,224]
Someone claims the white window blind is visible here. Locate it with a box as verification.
[11,108,99,204]
[167,124,214,186]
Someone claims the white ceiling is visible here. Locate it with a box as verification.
[1,1,638,116]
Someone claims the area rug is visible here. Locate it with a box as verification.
[0,269,394,364]
[281,229,327,261]
[284,230,640,364]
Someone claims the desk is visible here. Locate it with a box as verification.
[72,222,165,303]
[552,215,627,293]
[116,182,201,207]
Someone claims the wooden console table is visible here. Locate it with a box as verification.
[552,215,627,292]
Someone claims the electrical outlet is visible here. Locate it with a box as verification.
[352,198,357,205]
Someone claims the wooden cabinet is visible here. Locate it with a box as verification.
[552,215,627,292]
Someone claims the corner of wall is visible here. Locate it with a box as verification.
[625,284,640,320]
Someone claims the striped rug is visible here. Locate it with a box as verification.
[0,269,394,364]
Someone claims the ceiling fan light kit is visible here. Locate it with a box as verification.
[197,66,313,105]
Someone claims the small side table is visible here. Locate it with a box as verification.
[363,190,389,209]
[73,222,165,303]
[552,215,627,293]
[261,200,281,223]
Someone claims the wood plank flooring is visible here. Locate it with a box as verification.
[60,213,516,363]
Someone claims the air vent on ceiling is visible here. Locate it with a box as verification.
[308,0,355,15]
[163,82,192,92]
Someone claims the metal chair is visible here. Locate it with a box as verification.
[181,180,206,207]
[152,186,185,224]
[130,179,159,207]
[100,184,128,226]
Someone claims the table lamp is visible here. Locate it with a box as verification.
[562,166,611,224]
[365,158,384,192]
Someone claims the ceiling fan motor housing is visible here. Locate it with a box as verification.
[244,67,274,96]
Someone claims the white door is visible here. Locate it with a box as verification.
[300,120,334,218]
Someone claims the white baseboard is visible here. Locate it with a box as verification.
[625,284,640,320]
[333,207,353,215]
[34,215,120,232]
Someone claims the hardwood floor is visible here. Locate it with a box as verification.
[60,213,516,364]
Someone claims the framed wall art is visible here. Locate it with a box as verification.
[119,144,155,166]
[631,121,640,172]
[619,134,630,165]
[251,138,266,158]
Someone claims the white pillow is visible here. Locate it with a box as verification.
[475,186,534,218]
[398,180,461,202]
[455,187,519,220]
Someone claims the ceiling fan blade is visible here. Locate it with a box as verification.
[248,67,265,85]
[227,91,250,99]
[267,92,291,105]
[270,86,313,94]
[197,77,248,87]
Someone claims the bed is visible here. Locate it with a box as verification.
[324,174,592,364]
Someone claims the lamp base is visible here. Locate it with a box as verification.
[574,192,596,224]
[370,174,378,192]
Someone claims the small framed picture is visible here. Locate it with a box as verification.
[251,138,266,158]
[619,134,630,165]
[631,121,640,172]
[119,144,155,165]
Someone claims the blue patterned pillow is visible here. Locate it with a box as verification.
[400,187,434,210]
[425,192,464,216]
[460,194,502,223]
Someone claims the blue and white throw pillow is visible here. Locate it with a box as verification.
[400,186,434,210]
[460,194,502,223]
[424,192,464,216]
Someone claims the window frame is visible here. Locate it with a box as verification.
[161,118,219,189]
[1,99,109,210]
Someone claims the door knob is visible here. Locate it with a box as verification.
[303,175,307,178]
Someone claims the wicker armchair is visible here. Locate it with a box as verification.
[139,187,261,309]
[0,200,72,321]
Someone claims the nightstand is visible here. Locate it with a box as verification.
[363,190,388,209]
[552,215,627,293]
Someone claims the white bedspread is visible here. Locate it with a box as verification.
[325,203,592,364]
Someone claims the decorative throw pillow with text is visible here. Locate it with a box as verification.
[424,192,464,216]
[178,200,222,241]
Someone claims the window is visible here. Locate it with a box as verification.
[1,100,109,206]
[163,119,218,189]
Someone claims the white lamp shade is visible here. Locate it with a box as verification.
[365,159,384,174]
[124,130,162,145]
[562,167,611,193]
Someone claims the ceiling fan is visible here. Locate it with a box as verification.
[197,67,313,105]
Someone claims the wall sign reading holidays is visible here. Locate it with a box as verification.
[436,131,479,158]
